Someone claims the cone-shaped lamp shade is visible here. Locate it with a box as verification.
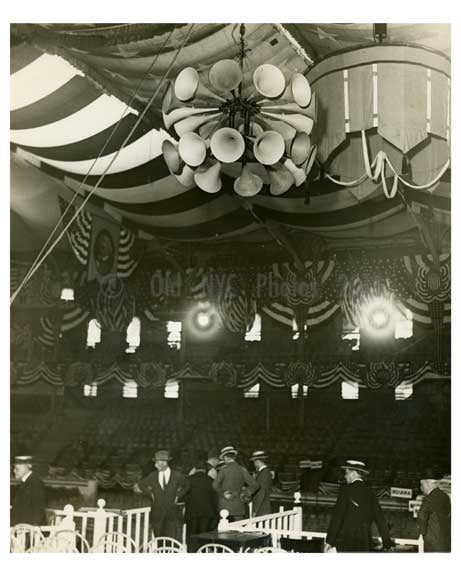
[291,73,312,108]
[262,112,313,135]
[283,158,307,187]
[162,140,195,186]
[209,59,242,92]
[174,113,220,137]
[290,133,311,166]
[178,132,207,167]
[234,165,264,196]
[253,131,285,165]
[194,161,222,193]
[174,67,200,101]
[210,128,245,163]
[253,64,286,98]
[268,163,295,195]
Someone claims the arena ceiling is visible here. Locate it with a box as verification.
[10,23,451,256]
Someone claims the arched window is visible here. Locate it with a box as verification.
[291,384,309,398]
[342,324,360,350]
[83,383,97,397]
[167,321,182,349]
[164,379,179,399]
[342,381,359,400]
[395,382,413,400]
[292,318,307,341]
[60,288,74,301]
[126,316,141,353]
[244,383,260,398]
[245,313,261,341]
[123,380,138,399]
[395,307,413,339]
[86,319,101,348]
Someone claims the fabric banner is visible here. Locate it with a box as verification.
[11,358,449,390]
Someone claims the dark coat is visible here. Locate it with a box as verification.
[138,468,188,527]
[252,467,272,517]
[184,471,217,521]
[11,472,47,526]
[212,460,257,517]
[418,487,451,552]
[326,480,392,552]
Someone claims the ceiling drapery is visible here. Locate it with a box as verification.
[10,23,451,248]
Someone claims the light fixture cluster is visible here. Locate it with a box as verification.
[161,25,317,197]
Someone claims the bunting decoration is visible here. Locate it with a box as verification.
[11,253,450,335]
[239,363,285,389]
[138,362,166,389]
[315,362,362,388]
[36,311,61,348]
[16,362,63,387]
[366,361,400,390]
[59,197,141,279]
[93,363,134,386]
[215,273,256,334]
[209,362,237,389]
[10,358,449,391]
[65,362,93,388]
[285,361,317,387]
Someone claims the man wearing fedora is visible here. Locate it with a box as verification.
[212,446,256,522]
[418,469,451,552]
[324,460,393,552]
[11,455,47,527]
[250,450,272,517]
[134,449,188,539]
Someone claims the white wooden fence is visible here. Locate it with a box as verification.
[225,493,424,552]
[49,498,150,551]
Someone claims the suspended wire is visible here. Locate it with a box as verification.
[11,24,195,306]
[11,26,177,304]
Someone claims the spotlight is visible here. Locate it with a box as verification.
[186,302,221,339]
[196,311,211,328]
[369,307,390,330]
[359,296,397,340]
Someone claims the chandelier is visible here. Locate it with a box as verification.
[161,24,317,197]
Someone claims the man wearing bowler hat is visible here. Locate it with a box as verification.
[250,450,272,516]
[11,455,47,527]
[418,468,451,552]
[212,446,256,522]
[324,460,393,552]
[134,449,188,538]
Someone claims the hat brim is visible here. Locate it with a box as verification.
[341,465,369,474]
[250,455,268,460]
[220,450,237,458]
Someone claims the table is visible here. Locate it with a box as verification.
[193,530,271,552]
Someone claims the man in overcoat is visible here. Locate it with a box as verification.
[212,446,256,521]
[418,468,451,552]
[11,455,47,527]
[134,449,188,538]
[250,450,272,517]
[184,458,218,535]
[324,460,393,552]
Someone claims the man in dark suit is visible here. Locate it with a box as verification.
[212,445,256,522]
[418,469,451,552]
[324,460,393,552]
[184,459,218,538]
[11,455,47,526]
[134,449,188,539]
[250,450,272,517]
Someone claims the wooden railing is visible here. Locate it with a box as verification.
[48,498,150,551]
[226,493,423,552]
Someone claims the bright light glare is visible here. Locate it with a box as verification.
[196,311,211,328]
